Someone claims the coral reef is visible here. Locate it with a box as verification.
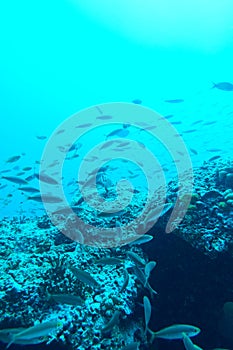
[0,218,150,349]
[163,158,233,257]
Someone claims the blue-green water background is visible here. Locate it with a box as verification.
[1,0,233,217]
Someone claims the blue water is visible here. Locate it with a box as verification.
[1,1,233,218]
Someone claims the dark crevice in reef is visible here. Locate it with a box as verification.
[142,228,233,350]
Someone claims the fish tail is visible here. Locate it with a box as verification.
[6,335,14,349]
[211,82,216,89]
[147,282,158,298]
[148,328,156,344]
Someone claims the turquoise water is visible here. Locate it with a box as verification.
[1,1,233,218]
[1,2,233,349]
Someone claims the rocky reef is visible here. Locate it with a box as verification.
[164,158,233,258]
[0,217,152,349]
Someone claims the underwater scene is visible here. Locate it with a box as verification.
[1,1,233,349]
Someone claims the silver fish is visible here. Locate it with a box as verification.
[120,269,129,293]
[149,324,200,341]
[68,266,99,288]
[183,333,203,350]
[143,296,151,334]
[95,257,123,265]
[145,261,157,282]
[102,310,120,334]
[6,318,60,349]
[129,234,153,246]
[127,251,145,267]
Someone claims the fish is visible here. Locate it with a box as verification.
[19,187,40,193]
[5,155,21,163]
[6,318,60,349]
[36,135,47,140]
[25,174,36,181]
[182,129,197,134]
[66,153,79,160]
[132,99,142,104]
[96,115,113,120]
[75,123,92,128]
[164,99,184,103]
[106,128,129,139]
[190,148,198,155]
[145,261,157,283]
[67,143,78,152]
[49,293,84,306]
[218,301,233,343]
[0,327,46,346]
[52,205,79,215]
[22,167,32,171]
[132,265,157,297]
[97,209,125,218]
[206,148,222,152]
[142,203,173,231]
[191,120,203,125]
[102,310,121,334]
[1,176,28,185]
[203,121,217,125]
[127,251,145,267]
[171,121,182,125]
[0,169,11,174]
[120,269,129,292]
[129,234,154,246]
[68,266,99,288]
[121,342,140,350]
[212,82,233,91]
[182,333,203,350]
[95,257,124,265]
[35,173,59,185]
[55,129,65,135]
[149,324,200,341]
[143,296,151,334]
[28,194,63,203]
[209,155,221,162]
[164,114,174,119]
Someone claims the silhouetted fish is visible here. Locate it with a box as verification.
[190,148,198,155]
[164,99,184,103]
[35,173,59,185]
[1,176,28,185]
[36,135,47,140]
[212,82,233,91]
[132,99,142,104]
[5,155,21,163]
[209,155,221,162]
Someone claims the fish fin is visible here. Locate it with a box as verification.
[147,282,158,298]
[148,328,156,344]
[6,335,14,349]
